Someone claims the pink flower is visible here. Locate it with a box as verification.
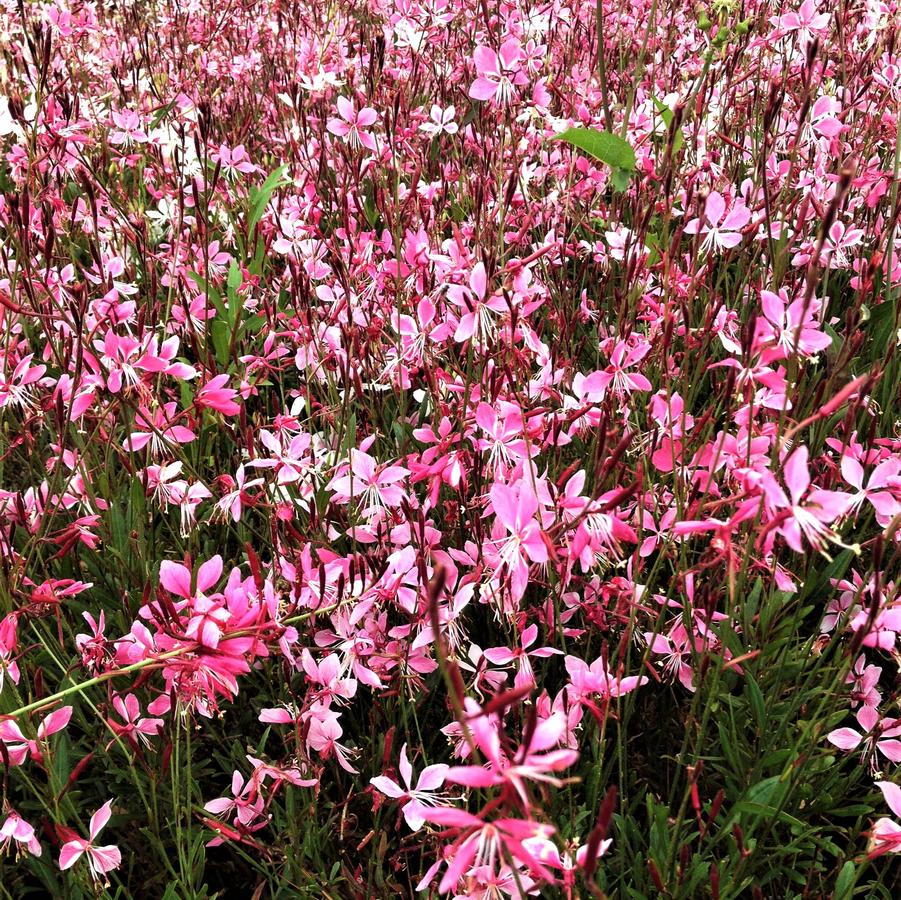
[756,289,832,361]
[59,801,122,882]
[327,97,378,152]
[482,624,562,691]
[488,480,549,602]
[828,706,901,768]
[212,143,257,178]
[447,262,508,344]
[1,810,42,857]
[0,706,73,766]
[443,699,578,806]
[872,781,901,854]
[414,806,555,894]
[684,191,750,252]
[760,445,853,553]
[203,771,267,828]
[327,449,410,510]
[159,555,229,648]
[0,354,45,409]
[107,693,164,750]
[469,39,526,104]
[370,743,450,831]
[195,374,241,416]
[565,655,647,703]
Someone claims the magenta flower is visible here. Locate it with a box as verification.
[469,39,526,104]
[443,699,578,806]
[760,446,853,553]
[488,480,549,602]
[414,804,556,894]
[828,706,901,768]
[684,191,750,252]
[159,555,229,648]
[59,800,122,883]
[327,96,378,152]
[872,781,901,854]
[195,374,241,416]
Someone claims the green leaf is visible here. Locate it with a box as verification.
[868,297,897,359]
[210,319,231,367]
[834,860,857,900]
[610,167,632,192]
[248,163,290,235]
[226,260,242,327]
[554,127,637,170]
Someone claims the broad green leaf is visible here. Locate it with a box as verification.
[554,127,636,170]
[610,167,632,192]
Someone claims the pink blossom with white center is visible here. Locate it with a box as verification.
[487,480,549,602]
[327,97,378,152]
[59,800,122,882]
[684,191,750,252]
[0,354,46,409]
[327,449,410,510]
[0,809,42,857]
[482,624,562,691]
[828,706,901,770]
[469,39,527,104]
[759,445,853,553]
[872,781,901,854]
[370,743,451,831]
[755,289,832,361]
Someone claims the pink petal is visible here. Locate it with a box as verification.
[827,727,862,750]
[472,46,499,77]
[370,776,406,799]
[89,801,113,839]
[59,840,86,870]
[159,561,192,598]
[196,555,223,593]
[876,781,901,818]
[704,191,726,226]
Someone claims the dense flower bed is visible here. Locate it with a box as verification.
[1,0,900,896]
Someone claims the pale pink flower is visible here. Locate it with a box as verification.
[370,743,450,831]
[59,801,122,882]
[327,97,378,152]
[684,191,750,252]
